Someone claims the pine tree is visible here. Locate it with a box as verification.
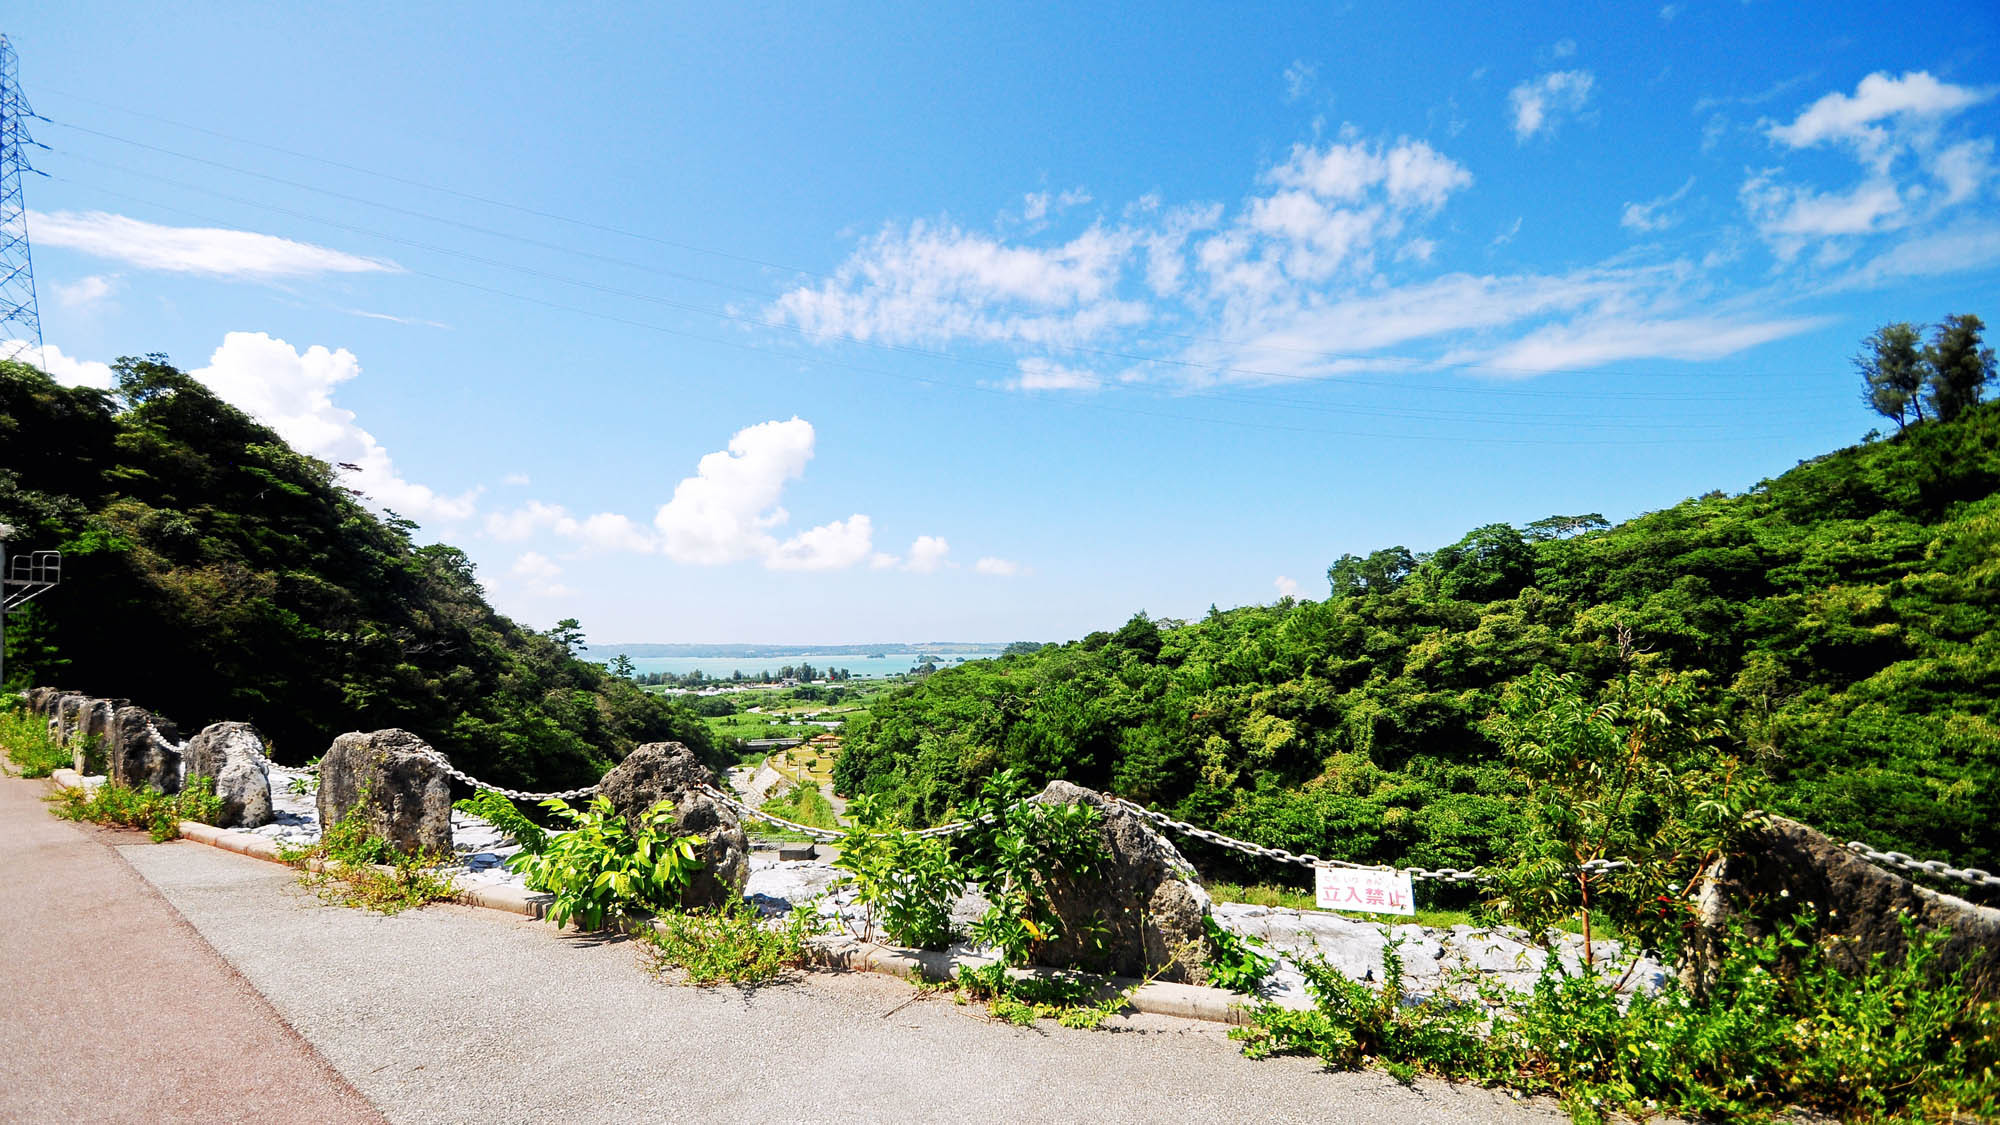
[1924,313,1996,424]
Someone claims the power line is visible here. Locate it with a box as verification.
[44,161,1803,436]
[42,170,1810,448]
[39,110,1834,388]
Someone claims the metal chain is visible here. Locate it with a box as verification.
[130,715,2000,892]
[1843,841,2000,888]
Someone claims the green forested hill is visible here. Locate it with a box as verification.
[0,355,713,786]
[836,403,2000,874]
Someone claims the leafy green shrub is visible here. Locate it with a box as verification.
[1485,666,1758,963]
[46,774,227,842]
[280,798,458,914]
[1233,913,2000,1122]
[453,789,548,854]
[760,780,839,831]
[1202,913,1276,993]
[956,770,1108,967]
[508,795,702,930]
[833,793,964,948]
[2,699,72,778]
[641,898,823,986]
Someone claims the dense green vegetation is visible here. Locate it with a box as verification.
[836,399,2000,881]
[0,355,714,789]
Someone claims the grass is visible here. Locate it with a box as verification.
[640,899,822,986]
[0,700,71,778]
[46,774,226,842]
[277,805,458,914]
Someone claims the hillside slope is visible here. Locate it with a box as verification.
[836,403,2000,873]
[0,355,713,787]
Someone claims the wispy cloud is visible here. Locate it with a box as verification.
[50,274,119,312]
[1510,70,1596,141]
[29,210,398,280]
[1283,60,1317,102]
[1621,177,1696,233]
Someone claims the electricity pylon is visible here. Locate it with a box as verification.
[0,33,46,367]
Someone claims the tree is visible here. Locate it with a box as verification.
[550,618,585,656]
[1523,513,1609,541]
[1925,313,1995,424]
[1856,321,1927,431]
[1428,523,1534,602]
[1326,546,1418,597]
[607,654,636,679]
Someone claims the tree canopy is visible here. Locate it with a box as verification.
[0,356,715,786]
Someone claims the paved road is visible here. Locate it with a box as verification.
[0,775,383,1124]
[5,774,1564,1124]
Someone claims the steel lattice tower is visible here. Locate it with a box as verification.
[0,33,44,367]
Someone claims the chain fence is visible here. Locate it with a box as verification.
[132,712,1999,895]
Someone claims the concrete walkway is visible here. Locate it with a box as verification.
[0,775,383,1124]
[4,774,1564,1124]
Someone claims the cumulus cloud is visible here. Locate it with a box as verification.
[1274,575,1301,597]
[1510,70,1596,141]
[906,535,951,573]
[8,342,114,389]
[29,211,398,280]
[768,514,876,571]
[651,417,816,564]
[975,557,1026,577]
[484,501,655,552]
[191,332,480,523]
[1621,177,1696,233]
[1744,71,1996,261]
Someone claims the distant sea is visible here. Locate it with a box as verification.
[620,651,995,681]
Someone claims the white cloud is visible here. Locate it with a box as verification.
[768,514,875,571]
[1274,575,1301,597]
[1745,72,1997,263]
[7,342,114,389]
[29,211,398,280]
[485,501,658,553]
[906,535,951,573]
[1283,60,1317,102]
[1621,177,1696,233]
[1658,4,1680,21]
[975,556,1025,577]
[769,125,1809,397]
[509,552,575,598]
[1459,313,1825,374]
[652,417,816,564]
[1547,39,1577,60]
[502,473,531,486]
[1510,70,1596,141]
[51,274,119,312]
[191,332,479,523]
[1766,71,1993,159]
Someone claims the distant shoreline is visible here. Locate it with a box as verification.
[584,642,1016,659]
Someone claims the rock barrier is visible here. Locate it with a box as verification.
[183,722,275,828]
[316,729,453,857]
[597,741,749,910]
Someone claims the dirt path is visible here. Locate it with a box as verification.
[0,774,384,1124]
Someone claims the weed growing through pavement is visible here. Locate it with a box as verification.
[278,790,457,914]
[0,698,72,778]
[46,774,226,842]
[641,898,826,987]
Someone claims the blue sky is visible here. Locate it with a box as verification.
[8,2,1999,644]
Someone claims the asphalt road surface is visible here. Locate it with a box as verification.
[2,775,1565,1124]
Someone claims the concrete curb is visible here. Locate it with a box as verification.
[41,773,1256,1026]
[804,936,1254,1025]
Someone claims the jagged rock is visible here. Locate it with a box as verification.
[183,722,274,828]
[597,741,748,910]
[54,693,89,744]
[24,686,58,716]
[1691,816,2000,1001]
[316,729,453,857]
[1024,780,1212,982]
[107,705,181,793]
[75,699,120,774]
